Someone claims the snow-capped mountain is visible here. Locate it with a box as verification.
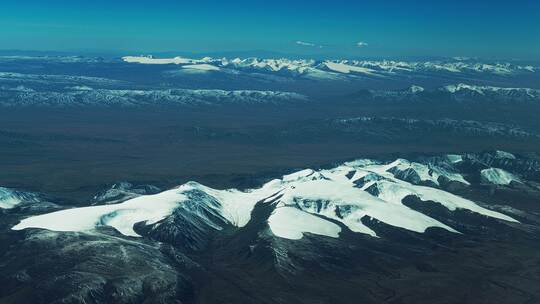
[12,156,519,240]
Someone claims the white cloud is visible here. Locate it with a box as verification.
[356,41,369,48]
[296,41,323,48]
[296,41,315,47]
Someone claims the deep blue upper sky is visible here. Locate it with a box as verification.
[1,0,539,59]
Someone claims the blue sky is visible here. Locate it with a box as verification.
[0,0,539,59]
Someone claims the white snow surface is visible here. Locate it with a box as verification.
[182,64,221,72]
[13,158,518,240]
[122,56,198,65]
[13,190,187,236]
[324,62,378,76]
[268,206,341,240]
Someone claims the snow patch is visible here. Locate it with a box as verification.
[446,154,463,164]
[268,206,341,240]
[481,168,519,185]
[182,64,221,72]
[324,62,378,76]
[122,56,196,65]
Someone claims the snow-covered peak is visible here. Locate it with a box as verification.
[282,169,329,183]
[0,187,23,209]
[481,168,520,185]
[0,187,41,209]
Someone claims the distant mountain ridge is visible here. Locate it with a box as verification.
[1,81,538,107]
[123,55,537,78]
